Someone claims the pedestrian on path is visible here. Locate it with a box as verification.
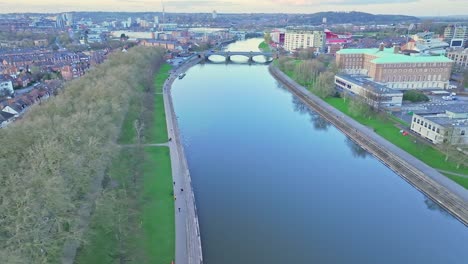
[181,188,184,192]
[178,208,181,212]
[173,181,175,185]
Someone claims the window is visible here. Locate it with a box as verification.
[432,127,435,132]
[413,117,417,122]
[424,122,427,128]
[462,130,466,136]
[428,124,432,129]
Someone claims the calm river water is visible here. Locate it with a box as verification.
[171,38,468,264]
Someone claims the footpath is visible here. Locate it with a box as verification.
[269,66,468,227]
[163,57,204,264]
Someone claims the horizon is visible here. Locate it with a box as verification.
[0,0,467,17]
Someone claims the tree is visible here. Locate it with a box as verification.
[463,69,468,89]
[403,90,429,102]
[297,48,315,60]
[314,71,335,98]
[264,32,272,44]
[277,56,291,71]
[349,96,372,119]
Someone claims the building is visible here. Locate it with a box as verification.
[446,48,468,69]
[284,30,325,52]
[139,39,176,50]
[444,25,468,48]
[411,108,468,145]
[336,44,454,90]
[407,32,449,55]
[270,29,286,46]
[0,74,14,95]
[335,74,403,110]
[325,29,352,46]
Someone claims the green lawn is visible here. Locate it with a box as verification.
[258,41,271,52]
[147,95,168,144]
[154,64,172,93]
[146,64,171,144]
[142,147,175,264]
[323,97,468,189]
[445,173,468,189]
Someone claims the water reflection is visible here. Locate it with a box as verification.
[345,138,369,159]
[292,96,330,131]
[424,197,451,217]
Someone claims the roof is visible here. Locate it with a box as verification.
[336,73,403,95]
[424,116,468,127]
[337,47,453,64]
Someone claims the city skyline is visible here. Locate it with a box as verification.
[0,0,467,16]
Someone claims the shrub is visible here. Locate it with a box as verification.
[403,90,429,102]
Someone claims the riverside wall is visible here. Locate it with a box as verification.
[269,65,468,227]
[163,56,204,264]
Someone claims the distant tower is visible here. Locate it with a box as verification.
[161,0,165,24]
[322,17,327,24]
[212,10,217,20]
[154,16,159,24]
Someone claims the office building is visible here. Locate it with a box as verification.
[336,44,454,89]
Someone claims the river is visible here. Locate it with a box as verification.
[171,38,468,264]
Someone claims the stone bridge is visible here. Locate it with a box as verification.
[200,51,277,63]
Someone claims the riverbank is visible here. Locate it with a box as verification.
[163,56,204,264]
[269,65,468,226]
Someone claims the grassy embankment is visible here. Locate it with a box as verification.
[280,62,468,189]
[76,63,174,263]
[259,41,271,52]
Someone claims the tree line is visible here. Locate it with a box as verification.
[0,46,166,263]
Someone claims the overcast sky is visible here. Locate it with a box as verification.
[0,0,466,16]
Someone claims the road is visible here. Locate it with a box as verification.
[163,57,204,264]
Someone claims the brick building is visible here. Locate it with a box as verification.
[336,44,454,90]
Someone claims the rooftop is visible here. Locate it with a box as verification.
[337,47,453,64]
[424,116,468,127]
[336,73,403,95]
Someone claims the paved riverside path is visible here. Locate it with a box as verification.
[269,66,468,226]
[162,57,204,264]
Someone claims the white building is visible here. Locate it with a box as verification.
[0,75,13,95]
[334,74,403,110]
[284,30,325,52]
[411,109,468,145]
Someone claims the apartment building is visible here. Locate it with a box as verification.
[336,44,453,89]
[444,25,468,48]
[284,30,325,52]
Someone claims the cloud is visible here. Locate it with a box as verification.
[326,0,419,5]
[164,1,239,7]
[267,0,418,6]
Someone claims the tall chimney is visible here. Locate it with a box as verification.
[379,42,384,51]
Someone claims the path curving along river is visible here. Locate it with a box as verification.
[171,39,468,264]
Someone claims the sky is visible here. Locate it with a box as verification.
[0,0,467,16]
